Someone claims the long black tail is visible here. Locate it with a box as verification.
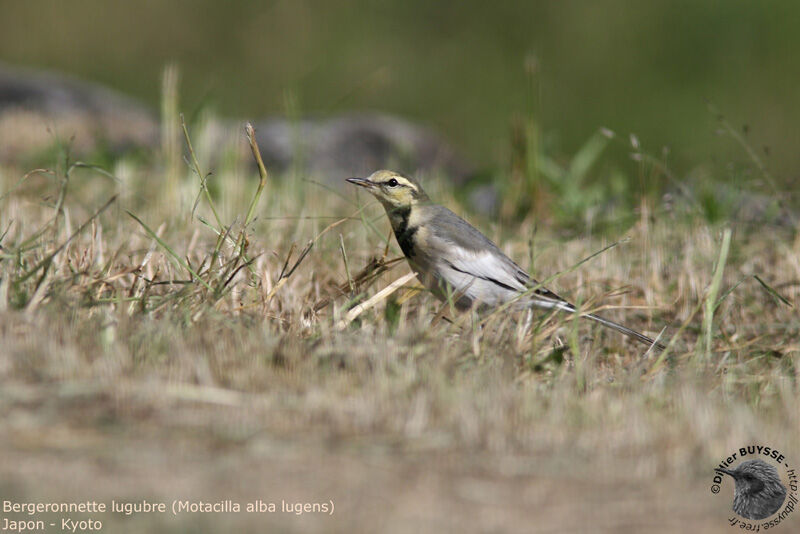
[527,292,665,351]
[584,312,665,351]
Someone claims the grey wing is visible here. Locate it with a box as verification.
[427,207,574,309]
[428,208,526,285]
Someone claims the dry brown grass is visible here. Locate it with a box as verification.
[0,121,798,533]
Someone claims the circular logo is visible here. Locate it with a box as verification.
[711,445,797,528]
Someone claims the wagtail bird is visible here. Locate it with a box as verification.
[347,170,664,350]
[716,459,787,520]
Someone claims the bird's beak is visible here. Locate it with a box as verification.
[346,177,376,189]
[715,468,735,477]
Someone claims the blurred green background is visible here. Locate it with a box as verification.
[1,0,798,183]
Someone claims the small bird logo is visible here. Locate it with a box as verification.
[715,459,787,520]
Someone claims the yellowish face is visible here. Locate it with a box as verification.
[346,170,424,209]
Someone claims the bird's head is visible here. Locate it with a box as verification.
[346,170,428,210]
[716,459,787,520]
[716,459,782,496]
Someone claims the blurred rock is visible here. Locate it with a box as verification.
[0,63,474,184]
[0,62,158,161]
[468,184,500,216]
[250,113,473,183]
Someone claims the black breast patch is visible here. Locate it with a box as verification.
[396,225,418,258]
[391,206,417,258]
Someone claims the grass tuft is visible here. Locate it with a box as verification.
[0,111,797,532]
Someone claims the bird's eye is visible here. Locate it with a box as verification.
[387,178,399,187]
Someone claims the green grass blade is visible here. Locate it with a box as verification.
[753,274,793,308]
[702,228,732,357]
[126,210,214,292]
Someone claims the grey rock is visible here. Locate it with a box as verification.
[250,113,473,184]
[0,63,474,185]
[468,184,500,215]
[0,62,158,160]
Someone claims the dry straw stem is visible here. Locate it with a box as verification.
[160,64,181,201]
[17,194,118,287]
[244,122,269,227]
[340,233,355,293]
[264,240,314,303]
[312,255,405,312]
[182,113,223,231]
[336,271,418,329]
[165,383,245,407]
[126,210,214,292]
